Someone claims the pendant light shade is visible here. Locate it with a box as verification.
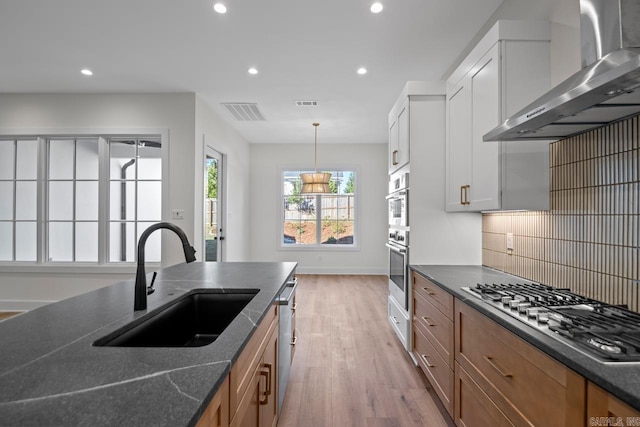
[300,123,331,194]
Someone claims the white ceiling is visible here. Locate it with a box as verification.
[0,0,564,144]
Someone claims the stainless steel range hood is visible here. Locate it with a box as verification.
[484,0,640,141]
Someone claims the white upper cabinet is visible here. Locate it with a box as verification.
[446,21,552,212]
[389,97,409,174]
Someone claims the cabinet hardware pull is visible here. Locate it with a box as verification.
[464,185,471,205]
[259,368,269,405]
[392,150,399,165]
[420,354,436,368]
[290,336,297,346]
[483,355,512,378]
[259,363,272,405]
[421,316,436,327]
[264,363,272,397]
[460,185,464,205]
[422,287,436,296]
[391,316,400,324]
[291,303,297,311]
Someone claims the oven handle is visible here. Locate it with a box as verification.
[385,243,406,254]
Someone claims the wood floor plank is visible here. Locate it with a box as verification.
[278,275,455,427]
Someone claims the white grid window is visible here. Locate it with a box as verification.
[282,170,356,247]
[0,135,163,265]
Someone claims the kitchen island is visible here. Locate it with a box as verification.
[0,261,297,426]
[411,265,640,423]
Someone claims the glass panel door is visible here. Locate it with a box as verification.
[204,146,223,261]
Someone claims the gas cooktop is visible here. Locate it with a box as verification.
[462,283,640,363]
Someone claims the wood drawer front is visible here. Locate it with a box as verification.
[587,382,640,420]
[414,326,453,416]
[230,304,278,417]
[454,363,514,427]
[413,292,453,367]
[455,300,585,427]
[412,272,453,319]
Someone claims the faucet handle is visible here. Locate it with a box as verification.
[147,271,157,295]
[184,243,197,263]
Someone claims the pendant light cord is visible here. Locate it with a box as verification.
[313,122,319,172]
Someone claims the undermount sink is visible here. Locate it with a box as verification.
[93,290,259,347]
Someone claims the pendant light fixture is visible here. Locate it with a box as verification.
[300,122,331,194]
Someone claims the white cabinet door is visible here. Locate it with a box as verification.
[397,99,409,169]
[446,79,472,212]
[469,44,501,211]
[389,117,399,174]
[389,98,409,174]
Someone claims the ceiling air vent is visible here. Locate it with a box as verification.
[295,100,318,106]
[221,103,266,121]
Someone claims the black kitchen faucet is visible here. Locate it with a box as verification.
[134,222,197,311]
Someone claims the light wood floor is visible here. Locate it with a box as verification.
[277,275,455,427]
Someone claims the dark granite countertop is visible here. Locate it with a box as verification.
[410,265,640,411]
[0,261,297,426]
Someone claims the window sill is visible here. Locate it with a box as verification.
[278,244,359,252]
[0,263,161,275]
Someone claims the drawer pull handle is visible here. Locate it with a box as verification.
[259,364,272,405]
[420,354,436,368]
[290,336,297,346]
[421,316,436,327]
[422,287,436,296]
[291,302,297,311]
[484,355,512,378]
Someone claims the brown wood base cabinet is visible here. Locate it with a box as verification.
[411,272,454,416]
[230,303,279,427]
[196,303,279,427]
[196,376,230,427]
[588,382,640,422]
[455,299,585,426]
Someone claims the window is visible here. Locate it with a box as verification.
[0,135,163,264]
[282,170,356,247]
[0,139,38,261]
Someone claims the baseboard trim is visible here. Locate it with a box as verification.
[294,267,387,275]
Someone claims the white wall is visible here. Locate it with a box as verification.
[194,95,252,261]
[407,96,482,265]
[444,0,581,83]
[248,143,388,274]
[0,93,252,308]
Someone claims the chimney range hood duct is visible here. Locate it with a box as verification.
[484,0,640,142]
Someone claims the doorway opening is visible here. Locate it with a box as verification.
[204,146,224,261]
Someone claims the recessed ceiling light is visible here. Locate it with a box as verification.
[81,69,93,76]
[213,3,227,13]
[370,2,383,13]
[357,67,367,75]
[248,67,258,75]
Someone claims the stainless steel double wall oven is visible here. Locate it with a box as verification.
[387,170,411,351]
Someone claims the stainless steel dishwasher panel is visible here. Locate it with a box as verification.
[277,276,297,410]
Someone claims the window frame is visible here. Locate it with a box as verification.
[278,167,360,251]
[0,128,169,273]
